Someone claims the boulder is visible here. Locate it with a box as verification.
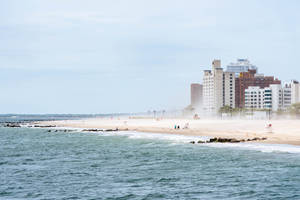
[209,137,218,143]
[82,129,102,132]
[34,125,56,128]
[4,123,21,128]
[229,138,240,143]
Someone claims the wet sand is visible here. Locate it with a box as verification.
[37,118,300,145]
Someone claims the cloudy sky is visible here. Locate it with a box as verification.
[1,0,299,114]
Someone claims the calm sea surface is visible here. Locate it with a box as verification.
[1,116,300,199]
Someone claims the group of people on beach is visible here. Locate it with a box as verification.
[174,125,180,129]
[174,123,190,130]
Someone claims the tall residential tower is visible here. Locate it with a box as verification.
[203,60,235,113]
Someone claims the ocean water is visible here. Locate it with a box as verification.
[1,125,300,199]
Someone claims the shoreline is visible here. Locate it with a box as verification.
[34,118,300,146]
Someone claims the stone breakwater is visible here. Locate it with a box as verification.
[2,122,268,145]
[190,137,268,144]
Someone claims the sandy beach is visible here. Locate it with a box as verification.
[36,117,300,146]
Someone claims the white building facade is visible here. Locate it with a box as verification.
[244,86,265,109]
[245,84,292,111]
[203,60,235,113]
[289,80,300,104]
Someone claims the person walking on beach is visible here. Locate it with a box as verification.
[265,123,273,133]
[184,123,189,129]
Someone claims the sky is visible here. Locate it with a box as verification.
[0,0,300,114]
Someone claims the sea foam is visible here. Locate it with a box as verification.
[95,130,300,154]
[40,127,300,154]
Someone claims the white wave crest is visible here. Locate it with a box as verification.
[96,131,300,154]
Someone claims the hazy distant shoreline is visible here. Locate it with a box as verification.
[34,117,300,146]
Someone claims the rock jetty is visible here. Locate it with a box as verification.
[47,129,73,133]
[82,128,121,132]
[4,123,21,128]
[190,137,267,144]
[34,125,56,128]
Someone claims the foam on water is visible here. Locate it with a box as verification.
[31,126,300,154]
[203,142,300,154]
[103,131,210,143]
[1,125,300,199]
[94,130,300,154]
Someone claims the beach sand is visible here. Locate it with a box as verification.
[37,117,300,145]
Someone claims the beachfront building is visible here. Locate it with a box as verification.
[289,80,300,104]
[226,59,257,75]
[235,69,281,108]
[245,84,291,111]
[190,83,203,109]
[244,86,265,109]
[203,60,235,113]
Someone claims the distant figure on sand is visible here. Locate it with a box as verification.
[193,114,200,120]
[184,123,189,129]
[265,123,273,133]
[174,125,180,130]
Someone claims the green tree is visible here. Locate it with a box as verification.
[219,105,233,114]
[288,103,300,115]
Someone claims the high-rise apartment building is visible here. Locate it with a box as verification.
[190,83,203,109]
[203,60,235,113]
[235,69,281,108]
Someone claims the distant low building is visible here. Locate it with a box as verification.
[245,84,291,111]
[190,83,203,109]
[244,86,265,109]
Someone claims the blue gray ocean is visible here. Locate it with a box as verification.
[1,115,300,199]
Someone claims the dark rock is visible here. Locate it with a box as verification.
[217,138,230,143]
[49,129,73,132]
[105,129,119,132]
[4,123,21,128]
[229,138,240,143]
[209,137,218,143]
[34,125,56,128]
[261,137,267,140]
[190,141,195,144]
[197,140,205,143]
[82,129,102,132]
